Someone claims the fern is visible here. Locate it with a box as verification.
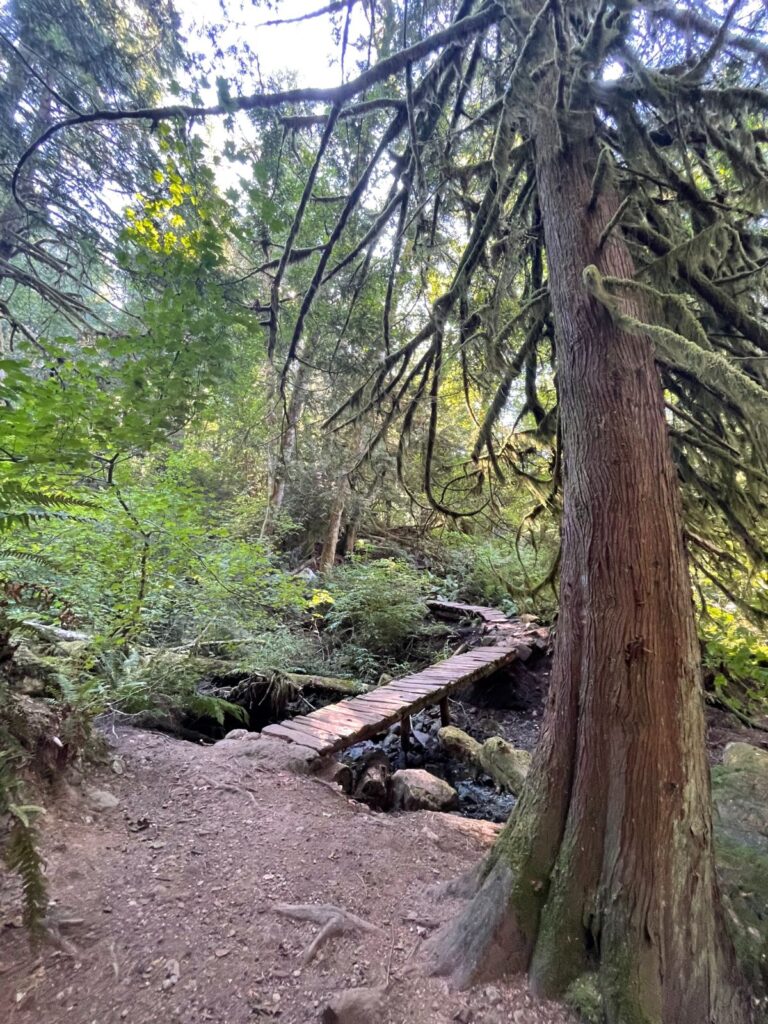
[0,740,48,941]
[3,808,47,938]
[0,481,95,533]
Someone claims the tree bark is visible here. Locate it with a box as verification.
[261,360,307,538]
[429,108,750,1022]
[318,474,349,573]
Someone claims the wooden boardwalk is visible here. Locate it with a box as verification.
[260,601,549,757]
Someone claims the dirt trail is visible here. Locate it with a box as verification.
[0,728,574,1024]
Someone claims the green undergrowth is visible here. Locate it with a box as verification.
[701,607,768,724]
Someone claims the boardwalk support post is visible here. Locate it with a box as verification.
[400,714,411,753]
[439,697,450,727]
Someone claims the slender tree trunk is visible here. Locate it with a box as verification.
[261,360,306,538]
[318,474,349,573]
[342,510,360,558]
[430,110,750,1022]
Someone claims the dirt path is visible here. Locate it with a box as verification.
[0,728,574,1024]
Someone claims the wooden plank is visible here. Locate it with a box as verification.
[345,698,409,715]
[347,692,411,708]
[267,720,336,749]
[419,669,464,681]
[385,674,448,688]
[308,715,378,737]
[394,679,453,692]
[297,713,367,739]
[281,719,343,748]
[312,706,387,727]
[383,682,448,698]
[440,656,491,670]
[332,701,394,720]
[401,714,411,752]
[463,649,508,660]
[386,676,450,691]
[440,696,450,726]
[262,723,332,752]
[290,716,344,740]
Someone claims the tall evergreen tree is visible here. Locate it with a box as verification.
[13,0,768,1018]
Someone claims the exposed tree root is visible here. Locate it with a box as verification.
[274,903,382,964]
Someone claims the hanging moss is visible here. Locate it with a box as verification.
[582,265,768,433]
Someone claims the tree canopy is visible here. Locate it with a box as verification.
[7,0,767,614]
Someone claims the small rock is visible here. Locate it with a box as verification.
[484,985,502,1005]
[214,948,230,958]
[223,728,248,741]
[85,787,119,811]
[320,985,386,1024]
[163,959,180,989]
[391,769,458,812]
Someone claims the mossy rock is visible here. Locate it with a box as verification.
[712,742,768,856]
[715,836,768,1000]
[11,644,70,695]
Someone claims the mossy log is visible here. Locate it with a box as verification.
[438,726,531,796]
[438,725,482,763]
[478,737,531,796]
[279,671,368,696]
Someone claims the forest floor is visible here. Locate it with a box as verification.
[0,725,576,1024]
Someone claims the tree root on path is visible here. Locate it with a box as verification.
[273,903,383,964]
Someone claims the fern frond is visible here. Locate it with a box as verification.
[4,814,48,939]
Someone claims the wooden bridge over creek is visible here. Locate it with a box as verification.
[260,601,550,757]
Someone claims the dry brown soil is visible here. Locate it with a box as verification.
[0,727,575,1024]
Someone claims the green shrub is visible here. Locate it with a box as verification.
[430,533,559,618]
[322,558,432,657]
[63,648,248,727]
[700,607,768,720]
[0,681,55,941]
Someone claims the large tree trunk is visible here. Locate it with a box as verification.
[429,111,750,1021]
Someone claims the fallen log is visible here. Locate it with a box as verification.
[437,725,482,763]
[22,620,92,643]
[438,726,531,796]
[279,671,368,696]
